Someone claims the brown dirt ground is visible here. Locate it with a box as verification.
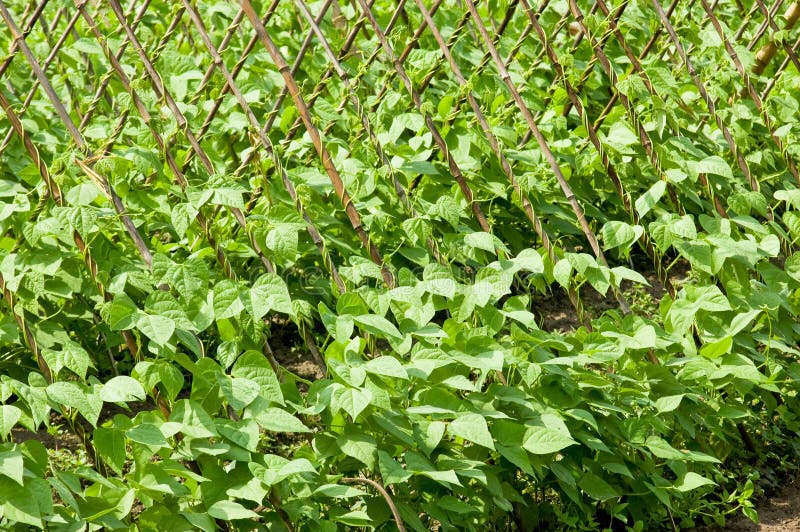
[533,257,691,332]
[724,483,800,531]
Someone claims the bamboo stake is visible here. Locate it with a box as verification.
[181,0,332,370]
[463,0,631,314]
[0,7,82,154]
[650,0,758,192]
[413,0,588,326]
[753,1,800,74]
[700,0,799,183]
[517,0,676,296]
[240,0,395,288]
[293,0,448,265]
[0,84,140,361]
[753,0,800,75]
[0,1,44,80]
[354,0,493,239]
[591,0,681,131]
[78,0,153,131]
[762,32,800,100]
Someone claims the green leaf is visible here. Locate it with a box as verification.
[250,273,293,318]
[522,426,577,454]
[214,280,244,320]
[217,375,260,410]
[108,293,140,330]
[635,180,667,218]
[94,427,127,474]
[313,484,368,498]
[364,356,408,380]
[100,376,146,403]
[447,413,495,450]
[127,423,169,447]
[654,395,684,413]
[353,314,402,339]
[207,500,259,520]
[605,121,639,154]
[170,400,218,439]
[252,407,309,433]
[231,351,284,405]
[0,477,42,528]
[673,472,715,492]
[0,405,22,438]
[337,431,377,469]
[700,336,732,358]
[46,382,102,426]
[332,386,372,421]
[693,155,733,179]
[601,221,643,251]
[645,436,720,463]
[465,232,499,254]
[579,473,620,501]
[265,224,299,263]
[0,449,24,485]
[48,342,94,379]
[137,314,176,345]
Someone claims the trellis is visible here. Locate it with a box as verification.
[1,0,799,378]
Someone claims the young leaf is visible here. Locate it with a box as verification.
[448,413,495,451]
[522,426,577,454]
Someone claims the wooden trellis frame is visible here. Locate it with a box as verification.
[1,0,799,371]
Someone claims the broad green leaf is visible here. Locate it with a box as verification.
[108,293,140,330]
[207,500,259,520]
[448,413,495,450]
[100,376,146,403]
[250,273,293,318]
[265,224,299,263]
[127,423,169,447]
[654,395,684,413]
[364,356,408,380]
[522,426,577,454]
[332,386,372,421]
[0,477,42,527]
[46,382,102,426]
[354,314,402,339]
[59,342,94,380]
[94,427,126,474]
[313,484,368,499]
[337,431,377,469]
[252,407,309,433]
[601,221,642,251]
[605,121,639,153]
[231,351,284,405]
[170,400,218,439]
[579,473,620,501]
[700,336,732,358]
[217,375,260,410]
[0,449,24,485]
[645,436,719,463]
[465,232,499,254]
[214,280,244,320]
[0,405,22,438]
[635,180,667,218]
[137,314,175,345]
[674,472,716,492]
[693,156,733,179]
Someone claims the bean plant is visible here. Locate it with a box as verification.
[0,0,799,530]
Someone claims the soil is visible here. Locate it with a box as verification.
[533,255,691,332]
[267,317,326,381]
[724,482,800,531]
[11,412,83,452]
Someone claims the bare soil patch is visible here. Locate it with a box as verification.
[725,482,800,531]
